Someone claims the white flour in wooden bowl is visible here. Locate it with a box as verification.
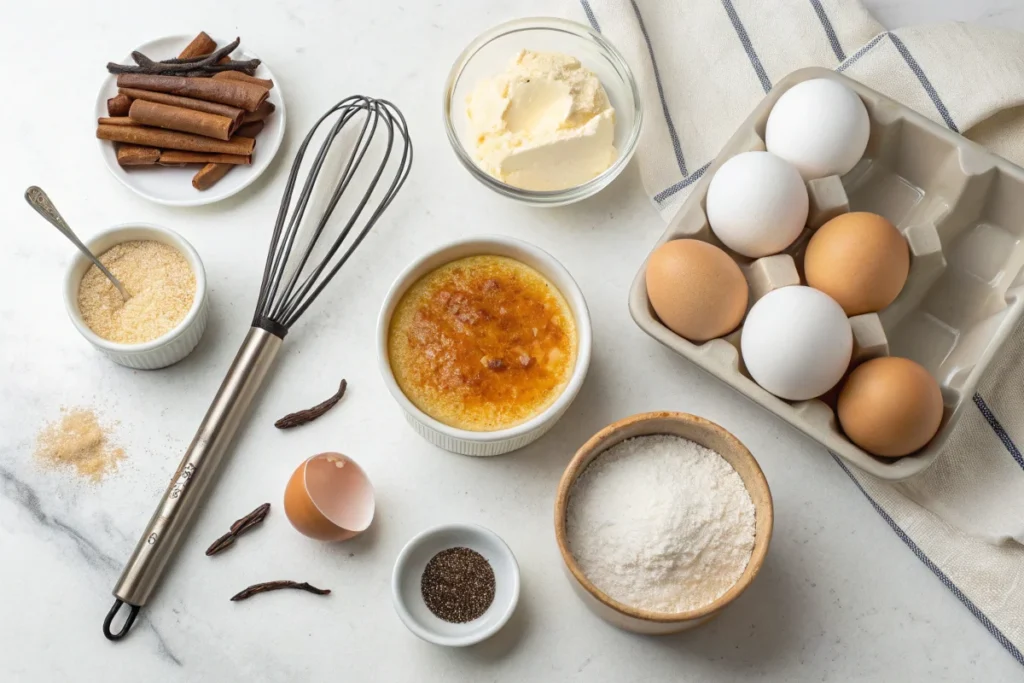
[565,434,756,613]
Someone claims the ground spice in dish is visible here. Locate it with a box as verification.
[77,240,195,344]
[34,408,125,481]
[420,547,496,623]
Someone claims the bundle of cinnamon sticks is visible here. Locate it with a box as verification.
[99,32,276,191]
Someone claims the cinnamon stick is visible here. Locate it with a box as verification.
[107,93,133,117]
[116,73,269,112]
[193,162,234,190]
[242,101,275,124]
[178,32,217,59]
[129,99,235,140]
[190,120,265,192]
[97,123,255,155]
[159,151,251,165]
[233,120,264,138]
[188,114,268,192]
[213,70,274,90]
[116,145,160,166]
[119,88,244,129]
[98,117,137,126]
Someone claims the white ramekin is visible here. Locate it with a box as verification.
[63,223,209,370]
[377,236,592,456]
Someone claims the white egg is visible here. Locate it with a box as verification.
[765,78,870,180]
[706,151,808,258]
[741,286,852,401]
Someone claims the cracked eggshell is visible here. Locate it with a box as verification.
[284,452,375,541]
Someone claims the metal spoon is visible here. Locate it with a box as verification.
[25,186,130,301]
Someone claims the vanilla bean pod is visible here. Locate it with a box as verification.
[108,37,259,76]
[205,502,270,556]
[160,37,241,64]
[107,60,260,77]
[230,581,331,601]
[275,379,347,429]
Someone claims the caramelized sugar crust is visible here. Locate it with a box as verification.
[389,255,577,431]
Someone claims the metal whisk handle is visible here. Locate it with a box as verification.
[103,327,283,640]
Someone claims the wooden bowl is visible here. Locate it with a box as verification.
[554,411,773,634]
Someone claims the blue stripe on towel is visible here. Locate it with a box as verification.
[837,31,887,72]
[628,0,689,177]
[888,33,959,132]
[974,393,1024,471]
[721,0,772,93]
[653,161,712,203]
[580,0,601,33]
[810,0,846,61]
[831,452,1024,666]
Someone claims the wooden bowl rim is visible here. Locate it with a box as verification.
[553,411,774,623]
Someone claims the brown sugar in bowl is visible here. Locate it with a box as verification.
[554,411,773,634]
[63,223,209,370]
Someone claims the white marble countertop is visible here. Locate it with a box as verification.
[2,1,1022,681]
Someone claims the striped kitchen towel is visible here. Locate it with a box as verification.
[577,0,1024,663]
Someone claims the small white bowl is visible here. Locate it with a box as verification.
[64,223,209,369]
[392,523,520,647]
[377,235,592,456]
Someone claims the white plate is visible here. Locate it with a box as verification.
[96,35,286,207]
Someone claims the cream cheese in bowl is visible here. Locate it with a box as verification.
[465,50,616,191]
[443,17,642,207]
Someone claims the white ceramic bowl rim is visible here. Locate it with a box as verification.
[377,235,593,444]
[442,16,644,200]
[391,523,521,646]
[63,223,208,353]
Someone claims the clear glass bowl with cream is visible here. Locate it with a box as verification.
[444,17,643,206]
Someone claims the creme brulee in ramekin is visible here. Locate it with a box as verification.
[378,236,592,456]
[388,254,577,431]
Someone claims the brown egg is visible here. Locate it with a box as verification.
[838,357,943,457]
[645,239,748,342]
[804,212,909,316]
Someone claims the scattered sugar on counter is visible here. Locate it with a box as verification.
[566,434,755,613]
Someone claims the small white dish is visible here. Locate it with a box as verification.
[392,523,520,647]
[96,35,286,207]
[64,223,209,369]
[377,235,593,456]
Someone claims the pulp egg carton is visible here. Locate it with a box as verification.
[628,67,1024,481]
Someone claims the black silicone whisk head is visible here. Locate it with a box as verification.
[252,95,413,336]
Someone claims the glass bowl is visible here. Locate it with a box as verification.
[443,17,643,207]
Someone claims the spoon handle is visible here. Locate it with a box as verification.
[25,186,130,301]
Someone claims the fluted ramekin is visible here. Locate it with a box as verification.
[377,236,592,456]
[63,223,209,370]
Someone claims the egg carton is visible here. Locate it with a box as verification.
[628,67,1024,481]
